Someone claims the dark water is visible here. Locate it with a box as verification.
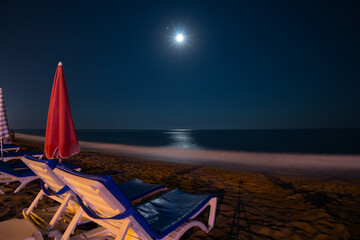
[14,129,360,154]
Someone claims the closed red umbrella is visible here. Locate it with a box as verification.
[44,62,80,159]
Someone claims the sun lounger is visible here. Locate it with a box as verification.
[21,155,86,231]
[2,151,43,162]
[21,155,167,232]
[54,164,217,240]
[0,161,39,194]
[5,160,29,169]
[2,143,20,152]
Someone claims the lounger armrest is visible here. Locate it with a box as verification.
[40,180,70,196]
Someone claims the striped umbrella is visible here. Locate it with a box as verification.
[0,88,10,161]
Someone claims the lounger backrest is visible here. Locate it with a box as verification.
[0,161,18,177]
[2,143,20,152]
[54,165,132,219]
[21,155,65,192]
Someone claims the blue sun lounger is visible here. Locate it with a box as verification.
[0,156,79,195]
[0,161,38,194]
[2,143,20,152]
[21,155,167,231]
[2,151,43,162]
[54,164,217,240]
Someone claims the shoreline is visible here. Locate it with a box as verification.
[15,132,360,178]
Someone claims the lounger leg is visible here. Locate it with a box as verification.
[164,221,207,240]
[0,188,4,194]
[48,193,72,229]
[61,208,83,240]
[208,197,217,230]
[25,190,45,216]
[187,197,217,231]
[14,177,37,193]
[115,219,130,240]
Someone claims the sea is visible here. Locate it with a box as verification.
[14,129,360,155]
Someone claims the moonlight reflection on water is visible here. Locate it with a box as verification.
[166,129,202,149]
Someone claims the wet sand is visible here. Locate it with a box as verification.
[1,138,360,239]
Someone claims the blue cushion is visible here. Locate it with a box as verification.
[0,161,35,177]
[14,168,36,177]
[134,189,213,238]
[62,162,81,171]
[117,178,165,201]
[4,151,43,158]
[6,161,28,169]
[3,143,20,150]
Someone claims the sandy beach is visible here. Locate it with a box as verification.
[1,137,360,239]
[2,1,359,239]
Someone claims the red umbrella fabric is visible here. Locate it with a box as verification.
[44,62,80,159]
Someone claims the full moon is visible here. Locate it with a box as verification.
[176,34,184,42]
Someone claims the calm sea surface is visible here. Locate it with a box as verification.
[14,129,360,154]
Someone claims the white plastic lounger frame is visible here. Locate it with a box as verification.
[54,167,217,240]
[21,156,166,234]
[0,170,38,194]
[2,144,20,152]
[3,152,43,162]
[21,156,80,230]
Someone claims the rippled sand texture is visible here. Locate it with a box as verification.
[0,140,359,240]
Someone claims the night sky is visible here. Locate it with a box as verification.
[1,0,359,129]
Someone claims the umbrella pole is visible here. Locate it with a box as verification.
[1,139,3,162]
